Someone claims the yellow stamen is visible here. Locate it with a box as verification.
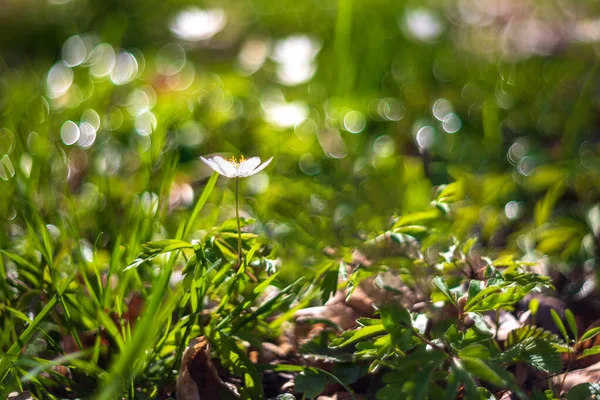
[227,155,245,166]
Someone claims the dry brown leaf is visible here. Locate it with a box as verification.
[483,310,521,341]
[295,252,415,330]
[7,392,35,400]
[553,360,600,394]
[176,336,240,400]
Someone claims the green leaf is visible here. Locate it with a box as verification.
[565,309,578,341]
[232,277,305,332]
[321,267,339,303]
[389,345,448,371]
[465,284,531,313]
[1,250,39,276]
[244,242,262,265]
[211,330,264,400]
[500,338,563,373]
[295,369,328,398]
[406,361,439,400]
[380,306,413,350]
[491,255,516,267]
[451,359,479,400]
[97,309,125,351]
[380,304,411,328]
[523,339,563,373]
[142,239,193,254]
[444,368,460,400]
[501,267,553,287]
[580,326,600,342]
[190,275,198,313]
[357,317,385,326]
[436,181,465,204]
[1,250,41,286]
[329,324,387,349]
[464,285,502,311]
[459,344,490,360]
[534,182,565,227]
[458,357,526,400]
[466,314,494,337]
[566,383,600,400]
[460,357,505,387]
[529,298,540,316]
[393,209,442,228]
[444,324,462,346]
[332,363,368,385]
[215,272,280,330]
[433,277,457,306]
[579,345,600,359]
[377,382,405,400]
[393,225,429,237]
[4,306,32,324]
[505,325,564,348]
[550,309,569,343]
[477,387,497,400]
[467,280,484,302]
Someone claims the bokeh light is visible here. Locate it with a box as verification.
[2,1,600,395]
[170,7,227,42]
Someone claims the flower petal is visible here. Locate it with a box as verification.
[247,156,273,176]
[200,156,224,175]
[238,157,261,177]
[213,156,237,178]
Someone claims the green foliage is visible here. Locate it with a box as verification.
[294,369,328,399]
[1,0,600,398]
[210,330,264,400]
[566,383,600,400]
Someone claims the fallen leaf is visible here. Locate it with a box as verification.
[553,360,600,394]
[177,336,240,400]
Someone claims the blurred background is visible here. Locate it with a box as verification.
[2,0,600,278]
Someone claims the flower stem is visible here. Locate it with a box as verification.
[235,176,242,267]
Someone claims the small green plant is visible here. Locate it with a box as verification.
[288,196,591,400]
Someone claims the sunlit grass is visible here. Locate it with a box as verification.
[2,0,600,398]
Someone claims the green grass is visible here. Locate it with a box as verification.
[2,0,600,398]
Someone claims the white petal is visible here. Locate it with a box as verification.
[200,156,225,175]
[247,156,273,176]
[213,156,237,178]
[237,157,261,177]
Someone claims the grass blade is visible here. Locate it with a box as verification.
[0,273,75,383]
[182,172,219,238]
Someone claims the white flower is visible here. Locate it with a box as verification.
[200,155,273,178]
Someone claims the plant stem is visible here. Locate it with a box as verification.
[235,176,242,267]
[559,344,574,396]
[411,328,446,353]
